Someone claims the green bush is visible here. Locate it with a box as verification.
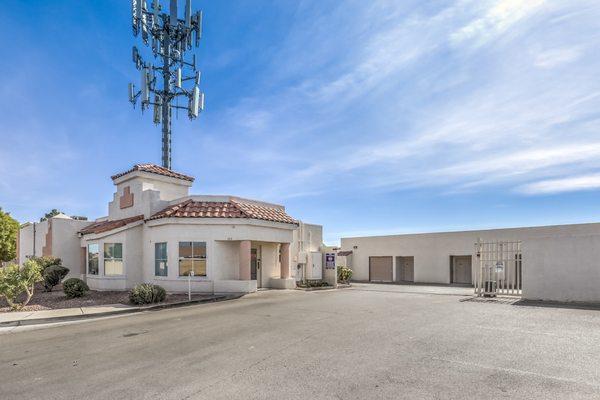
[0,259,43,310]
[129,283,166,305]
[338,266,353,284]
[30,256,62,271]
[63,278,89,298]
[43,265,70,292]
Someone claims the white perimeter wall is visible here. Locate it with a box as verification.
[342,222,600,302]
[523,234,600,302]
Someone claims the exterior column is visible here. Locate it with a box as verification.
[239,240,251,280]
[280,243,290,279]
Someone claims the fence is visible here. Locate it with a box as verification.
[475,240,522,297]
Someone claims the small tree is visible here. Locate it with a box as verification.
[0,259,43,311]
[40,209,63,222]
[0,208,19,262]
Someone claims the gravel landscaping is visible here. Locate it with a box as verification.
[0,283,212,312]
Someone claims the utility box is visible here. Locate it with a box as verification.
[307,252,322,280]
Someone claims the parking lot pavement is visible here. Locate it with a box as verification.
[1,285,599,400]
[348,282,475,296]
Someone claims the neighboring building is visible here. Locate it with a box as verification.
[19,164,323,294]
[19,214,90,275]
[340,223,600,303]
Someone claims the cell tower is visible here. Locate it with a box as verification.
[128,0,205,170]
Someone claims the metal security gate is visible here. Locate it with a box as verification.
[475,240,522,297]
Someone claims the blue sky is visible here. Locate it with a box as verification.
[1,0,600,244]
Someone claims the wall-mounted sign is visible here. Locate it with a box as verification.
[325,253,336,269]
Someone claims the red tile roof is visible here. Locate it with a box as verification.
[148,199,297,225]
[111,164,194,182]
[79,215,145,235]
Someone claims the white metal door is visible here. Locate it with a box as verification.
[309,252,322,280]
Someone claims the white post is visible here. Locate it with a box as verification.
[188,270,194,301]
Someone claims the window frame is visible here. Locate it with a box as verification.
[103,243,124,276]
[178,241,207,277]
[155,242,168,277]
[88,243,99,275]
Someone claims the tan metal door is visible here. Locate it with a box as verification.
[397,256,414,282]
[369,256,393,282]
[452,256,472,284]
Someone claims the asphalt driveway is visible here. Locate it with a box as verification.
[1,284,599,399]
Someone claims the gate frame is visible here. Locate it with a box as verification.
[475,239,522,297]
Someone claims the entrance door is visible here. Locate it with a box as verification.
[396,256,414,282]
[451,255,472,284]
[369,256,393,282]
[251,247,262,288]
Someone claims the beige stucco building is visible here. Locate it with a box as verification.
[340,223,600,303]
[19,164,324,294]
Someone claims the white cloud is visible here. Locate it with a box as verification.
[518,174,600,194]
[204,0,600,202]
[451,0,547,46]
[534,47,583,68]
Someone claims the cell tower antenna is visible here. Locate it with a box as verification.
[129,0,205,170]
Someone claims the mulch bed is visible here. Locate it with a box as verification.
[0,283,209,313]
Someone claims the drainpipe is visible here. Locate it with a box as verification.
[32,222,36,257]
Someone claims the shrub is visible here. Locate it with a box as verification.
[129,284,166,305]
[30,256,62,271]
[63,278,89,298]
[43,265,70,292]
[338,266,353,284]
[0,259,43,311]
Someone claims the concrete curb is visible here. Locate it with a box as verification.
[295,286,336,291]
[0,294,243,328]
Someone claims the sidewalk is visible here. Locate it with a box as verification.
[0,294,237,327]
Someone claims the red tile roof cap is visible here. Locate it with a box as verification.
[148,199,297,225]
[111,164,194,182]
[79,215,144,235]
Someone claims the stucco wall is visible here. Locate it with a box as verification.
[82,224,143,291]
[138,220,294,292]
[523,234,600,302]
[259,242,280,288]
[52,219,93,279]
[19,218,89,279]
[341,222,600,302]
[290,222,323,280]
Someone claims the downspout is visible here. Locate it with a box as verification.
[32,222,36,257]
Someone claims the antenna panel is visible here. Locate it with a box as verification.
[153,95,162,124]
[189,86,200,118]
[141,68,150,104]
[153,0,160,20]
[185,0,192,28]
[170,0,178,26]
[175,68,182,88]
[132,0,139,36]
[128,83,136,103]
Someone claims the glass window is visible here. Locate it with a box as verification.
[155,242,168,277]
[88,244,99,275]
[104,243,123,276]
[179,241,206,276]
